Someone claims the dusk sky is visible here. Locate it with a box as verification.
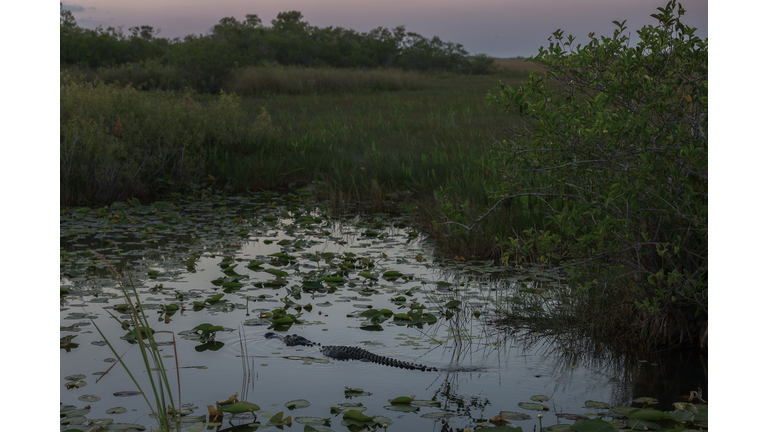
[60,0,707,58]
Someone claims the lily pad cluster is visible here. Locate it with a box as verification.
[61,187,707,432]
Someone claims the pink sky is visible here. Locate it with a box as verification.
[62,0,707,57]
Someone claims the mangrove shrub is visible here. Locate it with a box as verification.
[485,1,707,349]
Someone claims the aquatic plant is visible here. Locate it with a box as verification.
[88,251,182,431]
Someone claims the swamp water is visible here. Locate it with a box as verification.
[60,189,707,432]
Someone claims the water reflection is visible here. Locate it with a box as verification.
[60,191,706,431]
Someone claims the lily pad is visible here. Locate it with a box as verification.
[266,268,289,278]
[555,413,590,421]
[220,400,261,414]
[106,407,128,414]
[584,400,612,409]
[331,404,367,414]
[491,411,528,421]
[420,411,454,419]
[344,387,366,394]
[342,409,374,422]
[411,400,442,407]
[285,399,311,409]
[77,394,101,402]
[113,391,142,397]
[518,402,549,411]
[390,396,414,404]
[294,416,332,425]
[64,374,87,381]
[624,418,659,430]
[627,408,674,421]
[384,404,420,412]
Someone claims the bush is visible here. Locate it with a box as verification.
[485,0,707,349]
[463,54,499,75]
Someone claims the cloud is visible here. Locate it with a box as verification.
[61,3,85,13]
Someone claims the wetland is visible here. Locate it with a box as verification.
[60,188,707,432]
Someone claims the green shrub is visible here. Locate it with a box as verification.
[485,0,707,349]
[462,54,499,75]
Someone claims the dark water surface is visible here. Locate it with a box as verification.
[60,190,707,431]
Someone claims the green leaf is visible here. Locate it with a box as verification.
[359,309,383,318]
[194,323,224,332]
[266,268,289,278]
[627,408,675,421]
[569,419,619,432]
[584,400,612,409]
[359,271,377,280]
[342,409,373,422]
[518,402,548,411]
[285,399,311,409]
[220,400,260,414]
[390,396,414,404]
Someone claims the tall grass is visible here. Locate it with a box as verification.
[225,75,547,258]
[89,251,181,431]
[60,71,546,259]
[61,59,191,92]
[60,74,275,205]
[227,66,428,95]
[492,58,548,76]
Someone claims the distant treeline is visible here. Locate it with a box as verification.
[60,7,498,93]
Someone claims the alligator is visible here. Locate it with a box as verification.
[265,332,438,372]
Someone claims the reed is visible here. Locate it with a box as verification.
[88,251,182,431]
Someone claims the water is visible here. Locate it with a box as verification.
[60,189,707,431]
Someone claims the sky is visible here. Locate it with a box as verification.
[60,0,707,58]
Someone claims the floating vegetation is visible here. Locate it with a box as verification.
[61,187,707,431]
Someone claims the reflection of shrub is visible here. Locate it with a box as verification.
[60,76,275,205]
[485,1,707,349]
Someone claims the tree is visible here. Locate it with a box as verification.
[484,0,707,349]
[271,11,308,33]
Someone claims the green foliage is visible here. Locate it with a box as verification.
[226,65,428,95]
[60,4,164,68]
[88,251,181,431]
[60,76,275,204]
[485,1,707,349]
[62,59,190,92]
[463,54,500,75]
[61,6,481,93]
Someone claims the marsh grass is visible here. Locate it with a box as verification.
[60,75,275,205]
[237,325,257,401]
[222,74,547,258]
[227,66,428,95]
[492,58,548,76]
[62,60,191,92]
[60,71,547,258]
[88,251,181,431]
